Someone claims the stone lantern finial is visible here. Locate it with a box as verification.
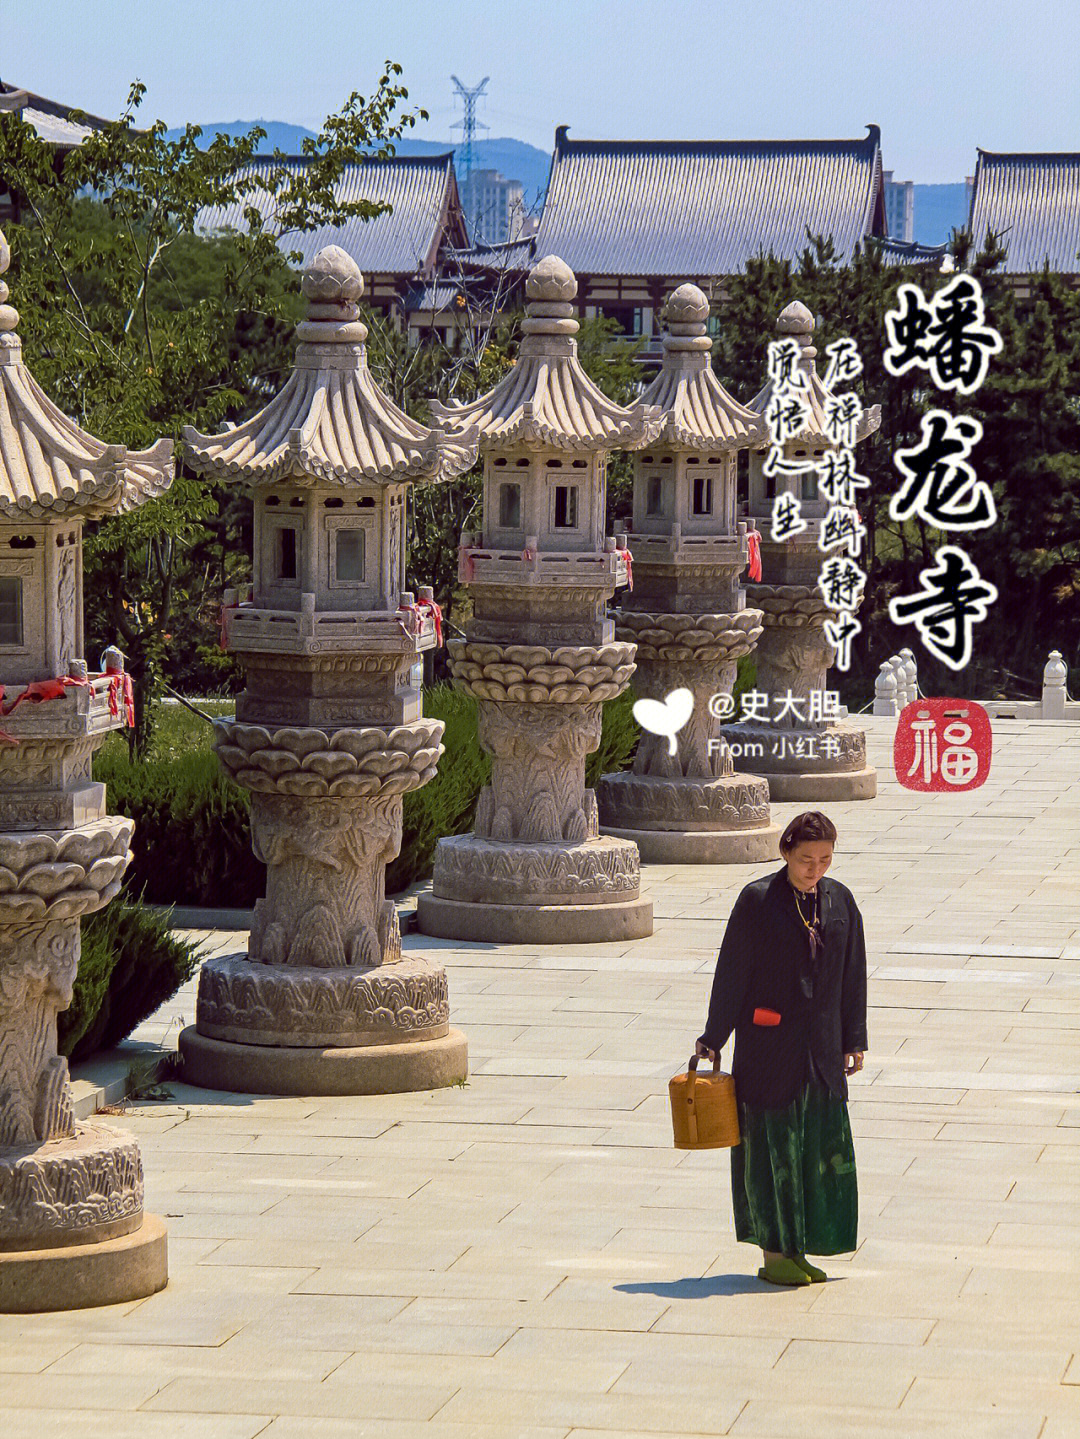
[776,299,814,334]
[776,299,816,373]
[0,228,19,340]
[521,254,579,340]
[295,244,367,346]
[662,283,711,356]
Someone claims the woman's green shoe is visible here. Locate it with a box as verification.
[758,1258,812,1286]
[793,1255,828,1282]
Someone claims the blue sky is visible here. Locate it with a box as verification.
[4,0,1077,182]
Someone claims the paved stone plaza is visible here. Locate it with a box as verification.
[1,714,1078,1438]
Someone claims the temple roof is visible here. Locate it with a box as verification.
[639,283,766,450]
[530,127,885,277]
[182,246,477,487]
[748,300,881,446]
[874,237,951,267]
[0,81,114,148]
[197,153,468,279]
[430,254,662,452]
[969,151,1080,274]
[0,230,173,520]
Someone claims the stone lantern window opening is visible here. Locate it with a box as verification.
[276,524,299,582]
[691,471,713,517]
[498,481,522,530]
[0,572,24,646]
[552,482,579,530]
[324,512,375,593]
[644,474,670,519]
[331,526,366,584]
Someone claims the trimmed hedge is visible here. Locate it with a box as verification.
[58,899,201,1064]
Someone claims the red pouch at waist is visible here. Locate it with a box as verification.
[752,1007,781,1026]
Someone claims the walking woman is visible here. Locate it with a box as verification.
[696,811,868,1286]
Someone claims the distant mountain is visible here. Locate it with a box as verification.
[913,184,971,247]
[165,119,320,153]
[164,122,553,207]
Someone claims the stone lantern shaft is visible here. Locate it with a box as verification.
[416,255,660,943]
[179,247,476,1095]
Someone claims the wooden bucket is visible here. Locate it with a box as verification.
[669,1055,740,1149]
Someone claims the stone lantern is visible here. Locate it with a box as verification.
[178,246,477,1095]
[415,255,662,943]
[726,300,879,799]
[0,230,172,1311]
[596,284,780,862]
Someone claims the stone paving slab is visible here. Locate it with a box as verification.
[2,716,1079,1436]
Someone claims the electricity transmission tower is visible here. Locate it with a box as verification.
[450,76,489,180]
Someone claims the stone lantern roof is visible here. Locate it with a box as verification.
[0,230,174,519]
[182,245,477,487]
[748,300,881,444]
[640,283,766,450]
[430,254,663,452]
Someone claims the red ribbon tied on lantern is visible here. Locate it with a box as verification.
[107,672,136,728]
[396,602,421,639]
[0,670,134,737]
[521,546,536,564]
[616,547,633,591]
[747,529,763,583]
[418,597,443,645]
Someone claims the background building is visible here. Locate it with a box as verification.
[883,169,915,242]
[459,167,527,244]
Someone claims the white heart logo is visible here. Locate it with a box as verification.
[633,688,695,756]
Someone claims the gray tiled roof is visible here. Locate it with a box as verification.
[197,153,465,278]
[874,237,950,267]
[969,151,1080,274]
[446,238,536,273]
[0,82,113,147]
[531,127,884,278]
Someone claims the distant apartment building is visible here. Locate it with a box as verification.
[459,168,527,244]
[883,170,915,242]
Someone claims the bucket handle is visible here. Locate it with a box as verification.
[685,1053,720,1145]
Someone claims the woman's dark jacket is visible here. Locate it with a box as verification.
[698,867,868,1109]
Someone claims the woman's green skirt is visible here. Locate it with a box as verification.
[731,1080,858,1257]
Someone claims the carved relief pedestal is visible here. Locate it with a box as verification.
[724,585,877,800]
[419,639,652,942]
[179,716,466,1093]
[597,611,781,862]
[0,682,168,1311]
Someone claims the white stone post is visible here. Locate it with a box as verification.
[873,661,899,716]
[1042,651,1067,719]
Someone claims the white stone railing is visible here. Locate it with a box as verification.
[873,648,1077,721]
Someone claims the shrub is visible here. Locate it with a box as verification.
[385,685,491,893]
[58,898,202,1063]
[96,741,265,907]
